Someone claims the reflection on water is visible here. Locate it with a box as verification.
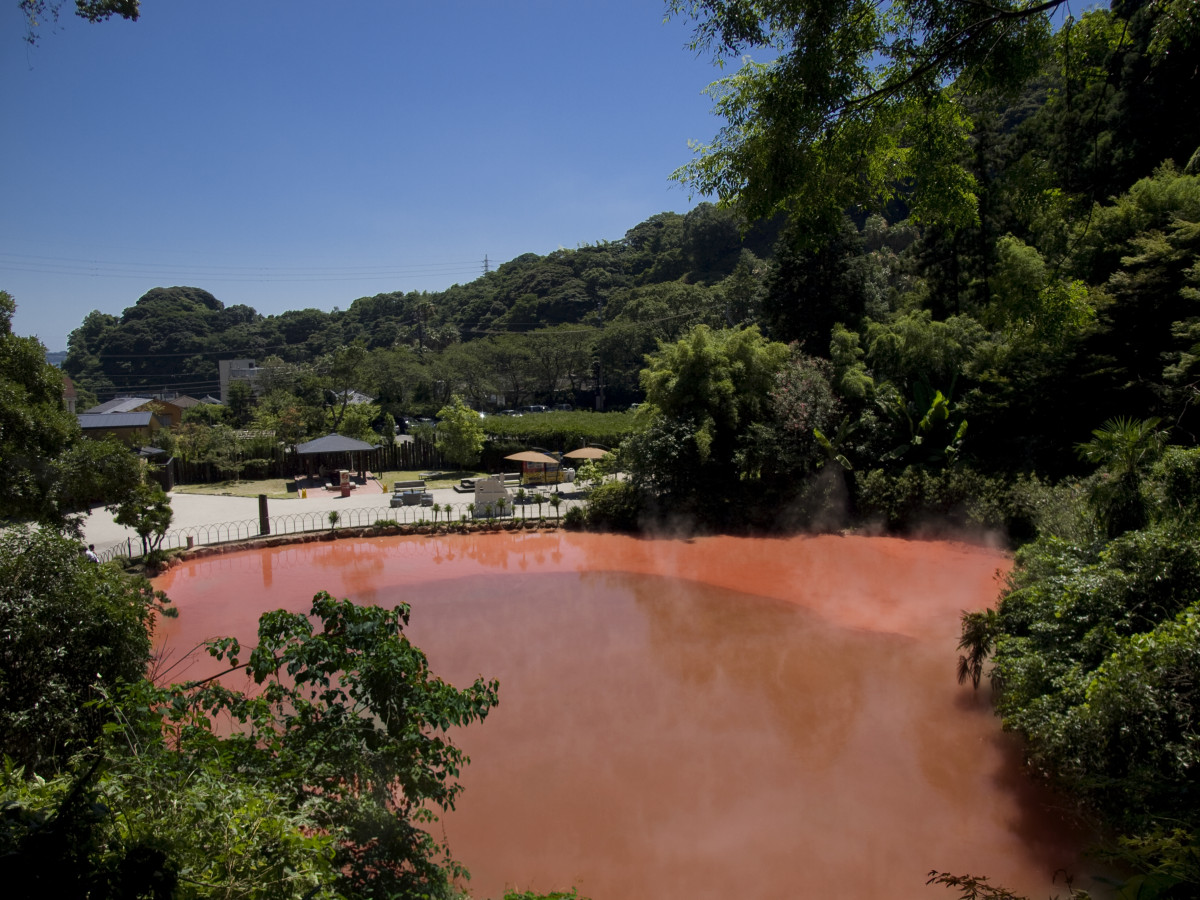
[154,532,1094,900]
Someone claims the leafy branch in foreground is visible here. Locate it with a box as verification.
[667,0,1196,237]
[171,593,501,899]
[2,593,500,900]
[927,869,1084,899]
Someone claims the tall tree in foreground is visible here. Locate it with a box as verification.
[667,0,1198,239]
[0,528,163,774]
[0,292,141,530]
[19,0,139,43]
[1,585,499,898]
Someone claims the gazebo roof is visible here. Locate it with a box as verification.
[295,434,379,454]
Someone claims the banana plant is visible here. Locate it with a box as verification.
[878,379,968,467]
[813,416,855,471]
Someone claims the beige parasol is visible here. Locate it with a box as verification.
[563,447,611,460]
[504,450,560,464]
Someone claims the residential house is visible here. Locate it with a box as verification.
[61,376,77,414]
[83,396,185,428]
[77,412,163,445]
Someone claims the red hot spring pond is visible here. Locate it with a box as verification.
[153,531,1096,900]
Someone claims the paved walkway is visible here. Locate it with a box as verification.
[81,482,584,554]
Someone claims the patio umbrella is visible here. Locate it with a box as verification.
[505,450,562,488]
[563,447,610,460]
[504,450,560,464]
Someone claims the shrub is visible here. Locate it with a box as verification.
[585,480,642,531]
[852,464,1051,539]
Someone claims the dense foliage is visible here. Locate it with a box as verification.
[1,592,499,900]
[1,292,141,528]
[956,447,1200,893]
[0,529,163,774]
[435,394,486,468]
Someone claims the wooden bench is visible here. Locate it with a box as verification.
[391,479,426,492]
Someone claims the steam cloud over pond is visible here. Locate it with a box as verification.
[154,532,1093,899]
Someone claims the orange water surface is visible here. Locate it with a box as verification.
[153,531,1097,900]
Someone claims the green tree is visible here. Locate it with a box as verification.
[1,293,141,530]
[988,521,1200,834]
[51,436,143,521]
[205,424,246,481]
[0,527,163,773]
[181,401,226,427]
[19,0,139,43]
[225,377,255,428]
[987,235,1094,345]
[251,389,308,445]
[524,324,599,403]
[956,448,1200,891]
[640,324,789,472]
[667,0,1190,237]
[196,595,496,897]
[435,394,486,469]
[762,217,867,351]
[480,334,536,409]
[318,344,371,433]
[333,399,383,444]
[110,482,173,557]
[433,342,495,411]
[177,595,500,898]
[956,609,999,690]
[1,291,80,523]
[1076,416,1167,536]
[0,592,497,900]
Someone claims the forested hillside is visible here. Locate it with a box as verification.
[63,205,782,411]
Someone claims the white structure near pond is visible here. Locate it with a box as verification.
[472,476,512,518]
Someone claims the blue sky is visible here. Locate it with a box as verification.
[2,1,726,350]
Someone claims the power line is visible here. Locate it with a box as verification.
[0,252,484,284]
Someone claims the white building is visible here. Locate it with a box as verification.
[218,359,261,403]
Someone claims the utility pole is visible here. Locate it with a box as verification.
[483,254,490,275]
[593,294,605,411]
